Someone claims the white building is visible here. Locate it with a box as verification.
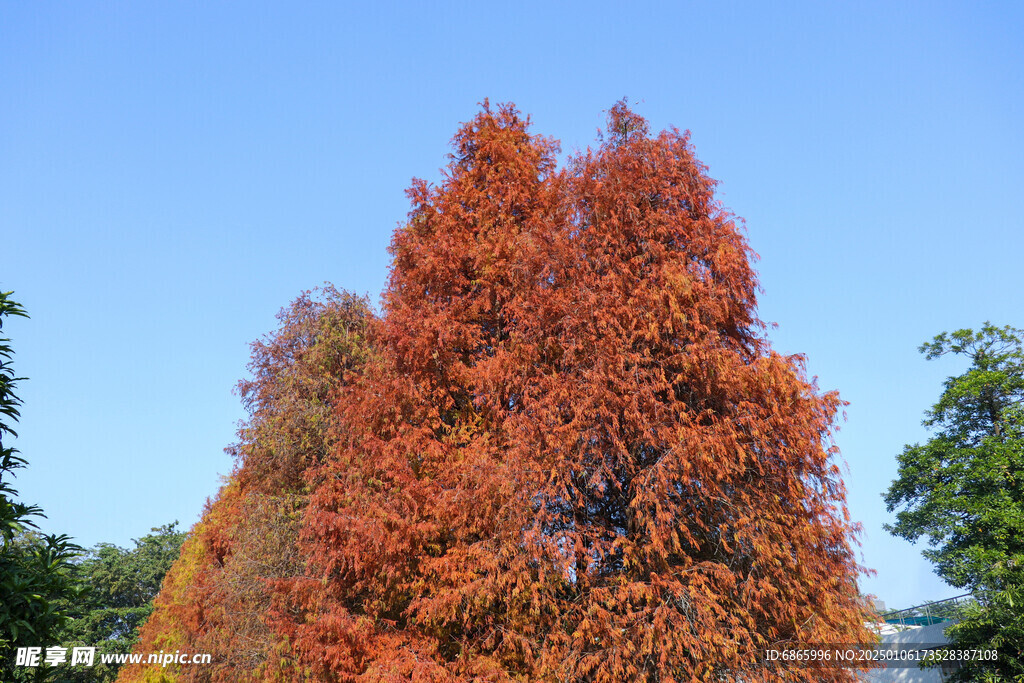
[856,621,959,682]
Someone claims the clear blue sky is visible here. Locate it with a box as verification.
[2,1,1021,610]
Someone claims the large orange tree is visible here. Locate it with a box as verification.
[122,102,870,682]
[285,102,872,682]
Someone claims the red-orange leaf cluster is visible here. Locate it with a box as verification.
[121,102,871,682]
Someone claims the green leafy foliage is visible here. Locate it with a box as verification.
[884,323,1024,680]
[51,523,186,682]
[1,291,83,681]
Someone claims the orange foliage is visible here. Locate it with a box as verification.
[123,103,872,683]
[284,102,872,681]
[119,287,374,682]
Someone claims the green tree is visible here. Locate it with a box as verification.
[1,291,82,681]
[54,523,186,682]
[884,323,1024,681]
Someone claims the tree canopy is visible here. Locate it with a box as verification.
[120,102,871,683]
[884,323,1024,680]
[121,286,375,682]
[50,523,186,682]
[1,291,82,683]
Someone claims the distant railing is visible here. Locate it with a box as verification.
[879,593,975,629]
